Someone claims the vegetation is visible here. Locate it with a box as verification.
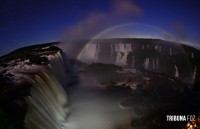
[82,63,122,84]
[27,54,49,65]
[0,107,22,129]
[0,43,60,64]
[87,62,122,73]
[0,43,62,129]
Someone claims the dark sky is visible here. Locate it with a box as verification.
[0,0,200,56]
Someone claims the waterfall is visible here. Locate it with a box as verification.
[142,44,144,50]
[24,50,131,129]
[116,52,129,66]
[25,51,69,129]
[144,58,150,69]
[193,66,197,84]
[47,52,69,85]
[175,65,179,78]
[191,52,194,59]
[115,43,132,65]
[78,43,100,63]
[115,43,132,52]
[155,45,161,52]
[155,45,158,50]
[95,43,100,60]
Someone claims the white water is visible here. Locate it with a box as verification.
[114,43,132,52]
[47,52,69,85]
[193,66,197,84]
[144,58,150,69]
[78,43,100,63]
[116,52,129,65]
[25,71,69,129]
[155,45,162,52]
[191,52,194,59]
[25,51,131,129]
[96,43,100,59]
[115,43,132,65]
[175,65,179,78]
[142,44,144,50]
[25,52,69,129]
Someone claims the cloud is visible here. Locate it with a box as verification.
[163,21,188,42]
[65,12,107,40]
[62,0,142,40]
[60,0,142,57]
[112,0,142,15]
[172,21,187,41]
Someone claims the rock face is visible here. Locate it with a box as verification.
[0,44,74,129]
[1,39,200,129]
[78,38,200,84]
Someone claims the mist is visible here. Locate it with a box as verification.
[58,0,142,58]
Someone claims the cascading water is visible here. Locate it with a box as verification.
[175,65,179,78]
[95,43,100,60]
[115,43,132,65]
[155,45,162,52]
[24,51,131,129]
[191,52,194,59]
[47,52,69,85]
[78,43,100,63]
[25,71,69,129]
[25,51,69,129]
[144,58,150,69]
[142,44,144,50]
[193,66,197,84]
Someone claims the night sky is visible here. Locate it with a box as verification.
[0,0,200,56]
